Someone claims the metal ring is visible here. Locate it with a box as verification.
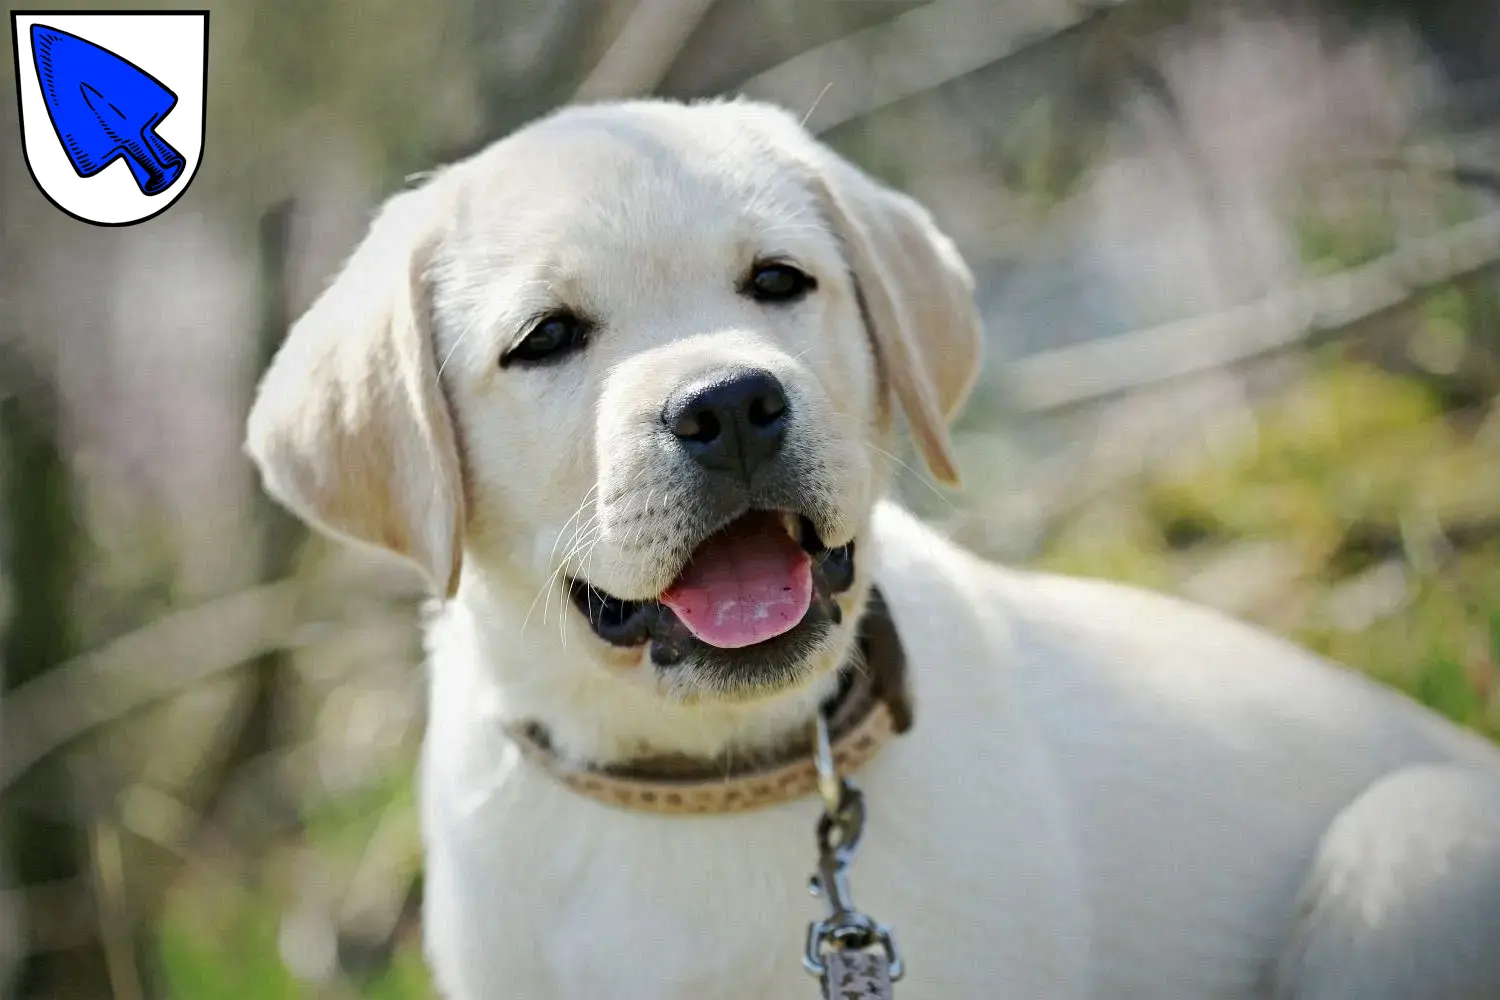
[802,917,904,980]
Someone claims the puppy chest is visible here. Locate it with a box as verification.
[422,784,1090,1000]
[426,802,818,996]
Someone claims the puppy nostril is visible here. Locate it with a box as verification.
[747,392,786,428]
[673,409,721,444]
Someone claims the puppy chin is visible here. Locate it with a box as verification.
[658,615,850,705]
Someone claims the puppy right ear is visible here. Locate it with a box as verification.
[806,161,981,487]
[245,185,466,598]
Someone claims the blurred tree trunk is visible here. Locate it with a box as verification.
[465,0,600,146]
[193,201,304,844]
[0,356,120,999]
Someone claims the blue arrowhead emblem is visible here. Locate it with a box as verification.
[29,23,184,196]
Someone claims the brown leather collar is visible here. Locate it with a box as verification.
[504,588,912,815]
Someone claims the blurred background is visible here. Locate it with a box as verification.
[3,0,1499,996]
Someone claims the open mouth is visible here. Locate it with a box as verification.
[568,511,855,668]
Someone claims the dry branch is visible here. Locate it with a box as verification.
[998,210,1500,413]
[738,0,1108,135]
[573,0,721,103]
[0,580,303,794]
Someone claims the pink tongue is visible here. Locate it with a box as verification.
[660,514,813,649]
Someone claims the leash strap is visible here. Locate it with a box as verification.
[804,711,902,999]
[821,951,894,999]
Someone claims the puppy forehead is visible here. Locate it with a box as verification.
[442,108,831,277]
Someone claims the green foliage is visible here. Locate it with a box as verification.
[1295,208,1398,275]
[159,895,302,1000]
[160,888,435,1000]
[158,767,430,998]
[1036,358,1500,741]
[1416,656,1482,723]
[364,949,437,1000]
[301,769,415,860]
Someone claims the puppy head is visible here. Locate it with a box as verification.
[246,99,980,702]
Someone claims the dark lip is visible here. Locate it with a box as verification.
[567,511,856,668]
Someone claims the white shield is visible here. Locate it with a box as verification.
[11,11,208,227]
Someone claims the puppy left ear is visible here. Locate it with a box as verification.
[801,149,983,487]
[245,185,466,598]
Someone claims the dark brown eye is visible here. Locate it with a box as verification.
[502,311,589,367]
[745,262,815,303]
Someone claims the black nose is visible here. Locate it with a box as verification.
[665,368,790,481]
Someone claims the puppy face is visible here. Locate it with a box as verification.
[246,99,980,703]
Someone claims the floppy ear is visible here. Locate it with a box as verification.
[804,153,982,487]
[245,186,466,598]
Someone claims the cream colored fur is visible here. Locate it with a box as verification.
[247,98,1500,999]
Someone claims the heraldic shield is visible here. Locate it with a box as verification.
[12,11,208,226]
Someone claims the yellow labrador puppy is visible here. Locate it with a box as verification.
[247,98,1500,999]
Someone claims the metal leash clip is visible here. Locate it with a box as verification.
[804,710,903,996]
